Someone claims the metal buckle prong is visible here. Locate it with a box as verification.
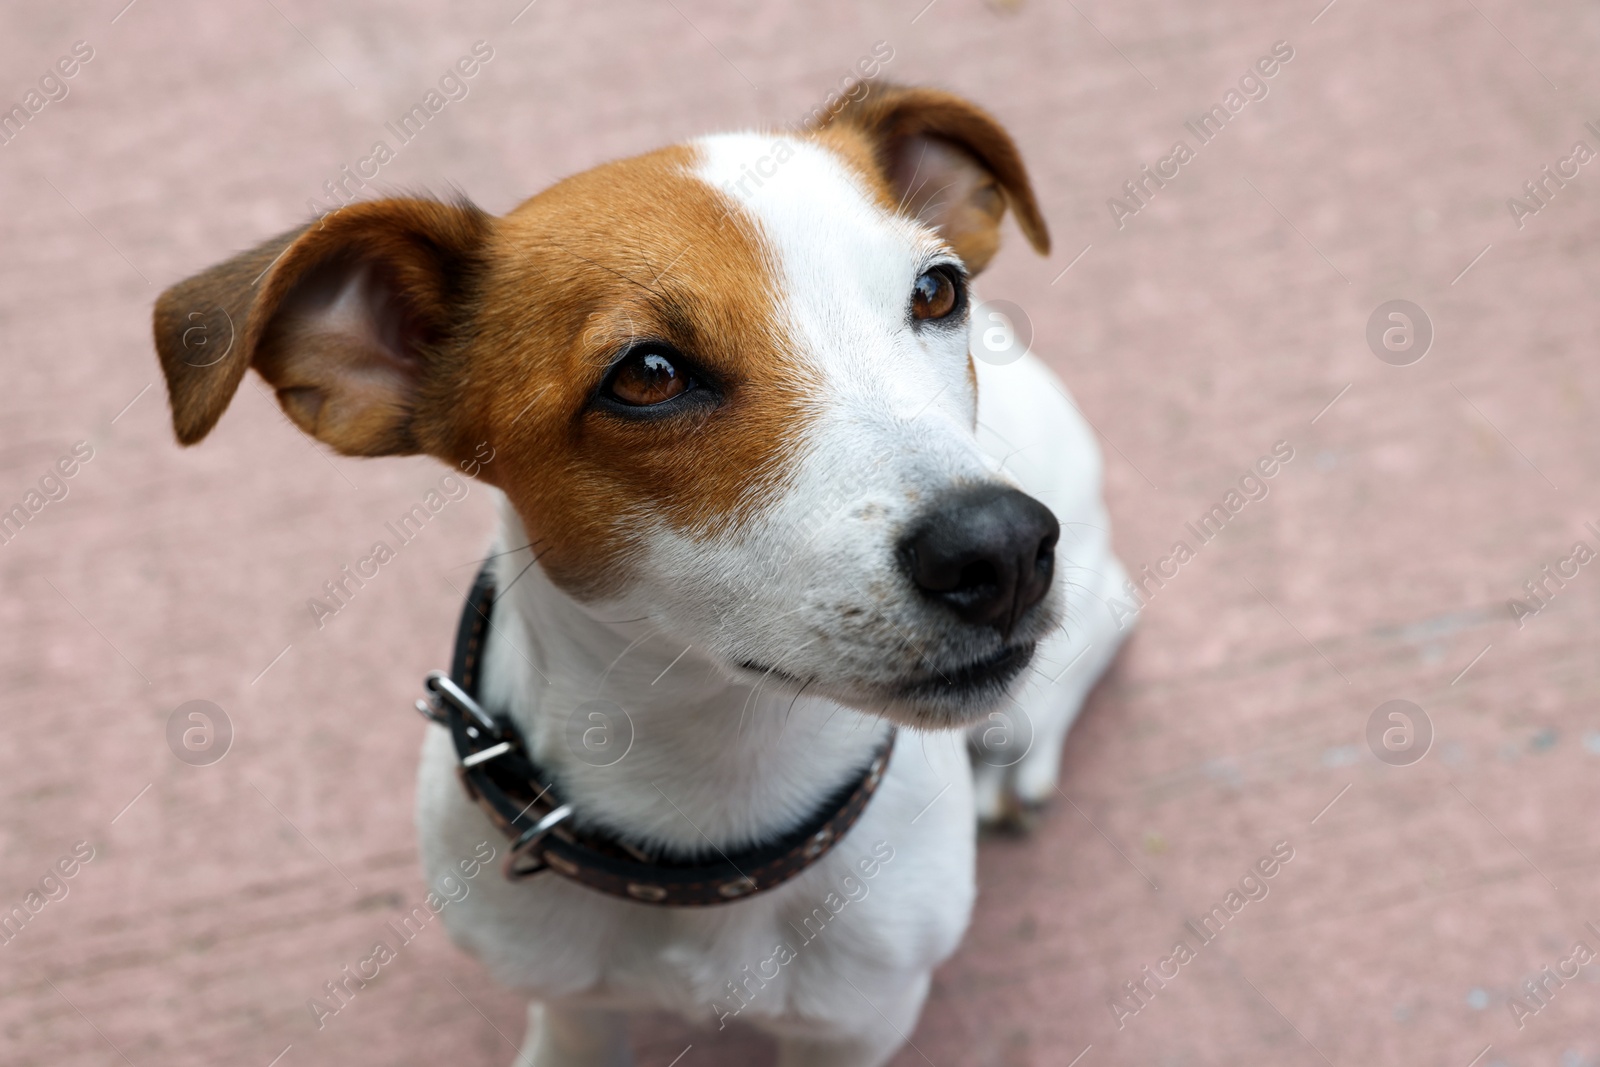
[504,803,575,880]
[415,697,449,726]
[424,670,501,736]
[461,740,514,768]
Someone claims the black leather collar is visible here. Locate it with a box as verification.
[416,563,896,907]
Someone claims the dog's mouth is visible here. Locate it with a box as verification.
[893,642,1036,701]
[736,640,1037,726]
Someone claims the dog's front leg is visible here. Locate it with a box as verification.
[513,1003,632,1067]
[773,972,930,1067]
[773,1030,906,1067]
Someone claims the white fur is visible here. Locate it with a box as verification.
[417,134,1133,1066]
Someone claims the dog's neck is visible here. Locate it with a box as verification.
[473,499,894,857]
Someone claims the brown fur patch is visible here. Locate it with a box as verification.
[408,145,816,599]
[152,153,812,602]
[153,199,491,452]
[808,84,1050,273]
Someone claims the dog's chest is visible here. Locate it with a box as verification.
[417,724,976,1022]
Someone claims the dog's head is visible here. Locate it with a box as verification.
[153,85,1062,729]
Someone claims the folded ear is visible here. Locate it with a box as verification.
[813,84,1049,273]
[152,198,491,455]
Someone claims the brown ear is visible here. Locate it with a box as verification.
[152,198,491,455]
[813,84,1049,273]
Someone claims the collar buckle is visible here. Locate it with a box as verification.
[422,670,503,739]
[428,560,896,906]
[504,803,575,880]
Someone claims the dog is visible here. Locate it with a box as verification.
[152,84,1132,1067]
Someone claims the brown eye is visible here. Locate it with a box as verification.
[604,349,690,406]
[911,268,961,321]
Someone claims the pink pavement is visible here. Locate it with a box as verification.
[2,1,1599,1065]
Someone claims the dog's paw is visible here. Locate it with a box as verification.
[971,760,1009,824]
[1012,743,1063,808]
[973,761,1049,835]
[976,790,1045,836]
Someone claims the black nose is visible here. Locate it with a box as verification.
[900,484,1059,634]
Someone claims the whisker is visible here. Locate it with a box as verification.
[500,547,550,596]
[779,677,816,738]
[453,540,540,570]
[894,139,933,217]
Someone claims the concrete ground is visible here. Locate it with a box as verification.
[4,0,1600,1064]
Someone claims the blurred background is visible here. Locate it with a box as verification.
[4,1,1600,1064]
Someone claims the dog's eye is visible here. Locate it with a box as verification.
[911,267,962,321]
[603,348,690,406]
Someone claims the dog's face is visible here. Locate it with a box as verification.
[153,86,1059,728]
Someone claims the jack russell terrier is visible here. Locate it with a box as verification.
[152,84,1132,1067]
